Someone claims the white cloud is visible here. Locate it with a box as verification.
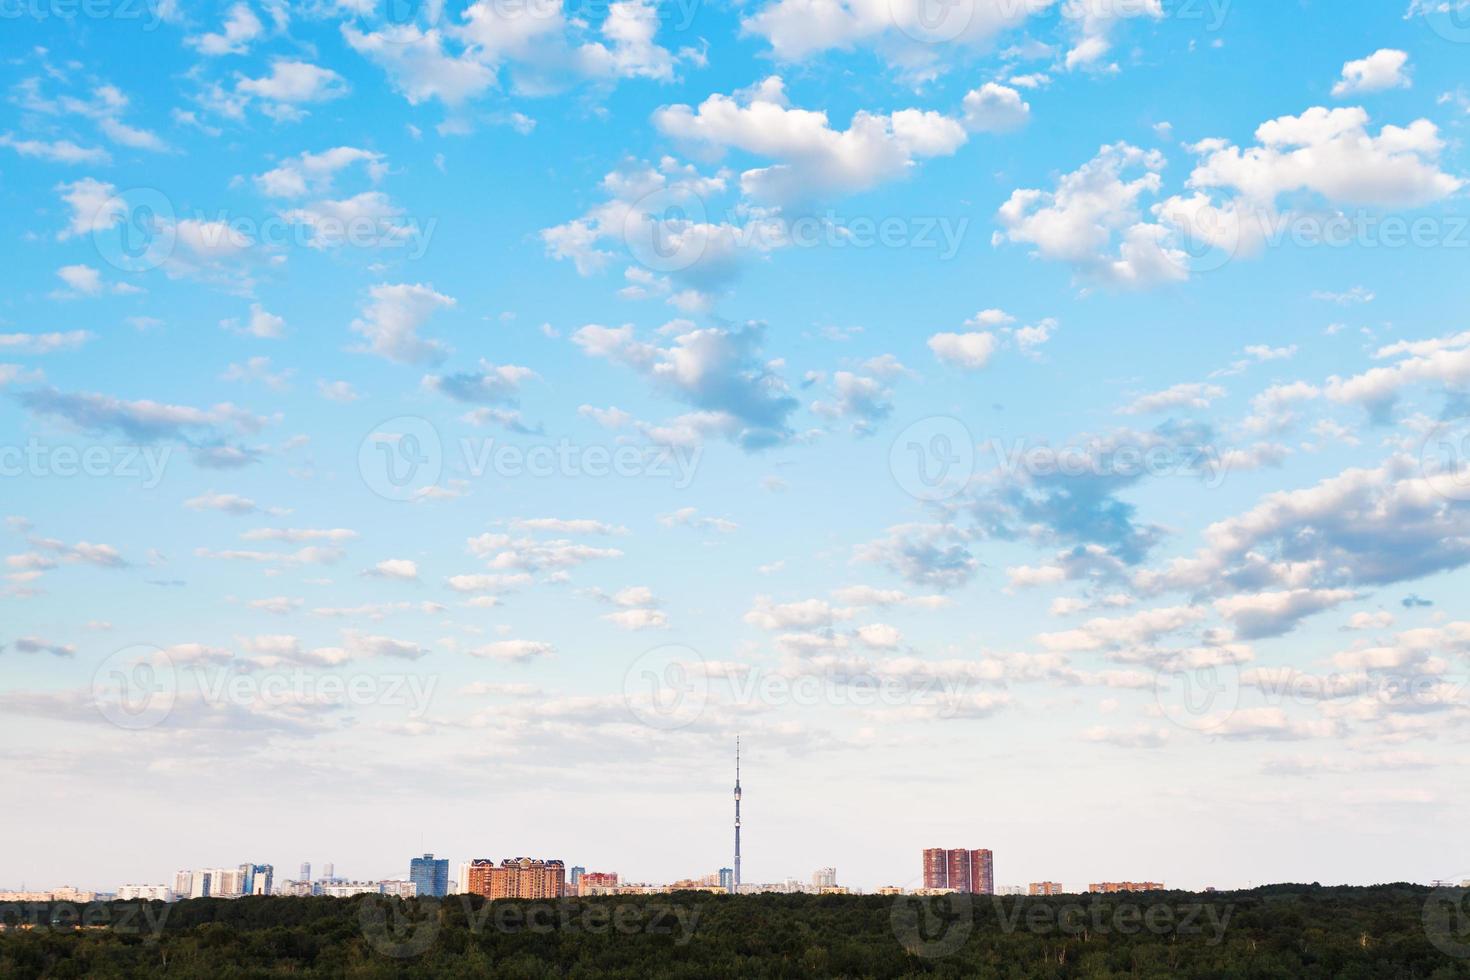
[0,134,109,165]
[468,639,555,662]
[350,283,455,364]
[55,178,123,240]
[653,77,968,206]
[189,3,264,56]
[1118,382,1226,415]
[1332,49,1411,97]
[928,331,997,370]
[367,559,420,581]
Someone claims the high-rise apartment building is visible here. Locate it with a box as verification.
[468,858,566,899]
[922,848,948,890]
[970,850,994,896]
[173,870,194,897]
[718,868,733,892]
[812,867,837,890]
[577,872,619,895]
[921,848,994,894]
[300,862,311,882]
[569,866,585,886]
[409,854,449,898]
[241,864,273,896]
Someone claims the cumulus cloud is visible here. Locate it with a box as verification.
[424,361,537,404]
[572,321,798,450]
[350,283,455,364]
[1119,382,1226,416]
[1136,455,1470,598]
[1332,49,1411,97]
[653,76,968,207]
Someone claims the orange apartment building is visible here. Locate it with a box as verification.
[467,858,567,899]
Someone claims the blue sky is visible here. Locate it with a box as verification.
[2,0,1470,894]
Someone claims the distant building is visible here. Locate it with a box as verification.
[1029,882,1065,896]
[116,885,175,902]
[455,863,471,896]
[569,866,585,886]
[0,887,98,902]
[922,848,994,894]
[319,881,385,898]
[242,864,273,896]
[173,871,194,897]
[380,880,418,899]
[1089,882,1164,894]
[877,886,904,896]
[322,863,335,881]
[922,849,947,890]
[468,858,566,900]
[277,880,314,897]
[718,868,734,892]
[812,867,837,890]
[409,854,449,898]
[998,885,1025,896]
[578,872,619,896]
[300,863,311,883]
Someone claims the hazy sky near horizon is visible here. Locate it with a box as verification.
[2,0,1470,894]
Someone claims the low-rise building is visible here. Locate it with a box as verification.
[1089,882,1164,894]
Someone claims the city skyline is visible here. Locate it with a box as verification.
[3,0,1469,899]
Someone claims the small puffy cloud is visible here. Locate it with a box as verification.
[255,147,386,199]
[468,639,555,662]
[189,2,264,56]
[0,134,109,165]
[55,178,124,240]
[572,321,797,450]
[423,361,537,404]
[929,331,997,370]
[1332,49,1410,97]
[0,331,93,355]
[961,83,1031,132]
[367,559,420,581]
[1118,382,1226,415]
[653,77,967,207]
[7,636,77,657]
[350,283,455,364]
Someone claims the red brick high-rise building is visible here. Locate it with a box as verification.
[921,848,994,894]
[970,849,994,895]
[922,848,948,890]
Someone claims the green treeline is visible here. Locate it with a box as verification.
[2,883,1468,978]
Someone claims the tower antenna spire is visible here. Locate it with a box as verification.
[733,735,742,894]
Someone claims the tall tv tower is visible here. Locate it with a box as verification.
[733,735,742,894]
